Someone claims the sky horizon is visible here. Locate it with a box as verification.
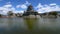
[0,0,60,15]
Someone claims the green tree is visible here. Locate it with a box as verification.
[49,11,57,18]
[0,14,2,17]
[49,11,57,16]
[34,12,38,16]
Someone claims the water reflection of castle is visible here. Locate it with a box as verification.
[23,5,39,17]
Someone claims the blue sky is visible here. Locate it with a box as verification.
[0,0,60,15]
[0,0,60,6]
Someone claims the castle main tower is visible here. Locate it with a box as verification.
[27,5,34,12]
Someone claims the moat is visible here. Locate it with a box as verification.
[0,17,60,34]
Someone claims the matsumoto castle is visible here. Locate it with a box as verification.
[23,5,40,18]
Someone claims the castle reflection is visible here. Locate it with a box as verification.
[23,18,38,31]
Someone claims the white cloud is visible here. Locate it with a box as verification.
[50,3,57,6]
[0,4,24,15]
[16,1,31,9]
[35,3,43,9]
[3,4,12,8]
[16,4,27,9]
[36,3,60,13]
[0,1,31,15]
[14,10,24,13]
[25,1,31,5]
[0,4,16,15]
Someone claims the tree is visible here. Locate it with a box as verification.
[34,12,38,16]
[52,12,57,16]
[0,14,2,17]
[49,11,57,16]
[48,11,58,18]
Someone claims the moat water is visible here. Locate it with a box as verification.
[0,17,60,34]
